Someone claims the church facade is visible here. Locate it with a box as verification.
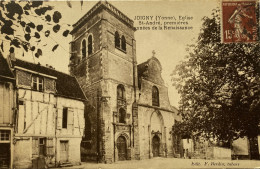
[69,1,179,163]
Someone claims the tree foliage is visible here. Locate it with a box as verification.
[0,1,71,57]
[172,9,260,142]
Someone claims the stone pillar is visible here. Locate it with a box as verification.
[115,147,118,162]
[148,125,152,159]
[132,102,140,160]
[102,97,113,163]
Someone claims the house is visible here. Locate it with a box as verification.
[4,55,86,168]
[68,1,179,163]
[0,52,16,169]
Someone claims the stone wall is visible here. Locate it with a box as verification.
[206,147,231,160]
[232,137,249,159]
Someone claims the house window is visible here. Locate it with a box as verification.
[121,35,126,51]
[0,130,10,141]
[117,84,125,100]
[152,86,159,106]
[119,108,126,123]
[115,31,120,48]
[32,76,43,92]
[88,35,93,55]
[82,39,87,59]
[62,107,68,129]
[39,138,46,156]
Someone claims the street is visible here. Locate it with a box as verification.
[61,157,260,169]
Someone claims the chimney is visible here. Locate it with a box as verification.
[9,47,16,61]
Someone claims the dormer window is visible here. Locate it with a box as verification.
[32,76,44,92]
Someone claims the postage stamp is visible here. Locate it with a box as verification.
[222,0,258,43]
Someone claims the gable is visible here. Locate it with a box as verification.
[138,57,164,86]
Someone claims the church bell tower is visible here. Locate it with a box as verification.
[69,1,139,163]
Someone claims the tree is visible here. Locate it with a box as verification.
[171,8,260,146]
[0,1,71,57]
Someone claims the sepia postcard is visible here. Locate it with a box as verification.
[0,0,259,169]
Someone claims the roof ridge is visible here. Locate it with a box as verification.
[14,58,73,77]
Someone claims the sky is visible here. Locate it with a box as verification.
[2,0,219,108]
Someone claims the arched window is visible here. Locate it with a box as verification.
[115,31,120,48]
[121,35,126,51]
[88,35,93,55]
[119,108,126,123]
[81,39,86,58]
[152,86,159,106]
[117,84,125,100]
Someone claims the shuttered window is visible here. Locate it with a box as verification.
[32,137,39,155]
[46,138,54,156]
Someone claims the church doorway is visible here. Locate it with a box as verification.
[152,135,160,157]
[117,136,127,161]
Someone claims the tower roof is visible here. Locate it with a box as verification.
[71,1,134,34]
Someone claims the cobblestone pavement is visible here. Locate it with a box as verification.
[61,157,260,169]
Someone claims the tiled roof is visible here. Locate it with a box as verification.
[0,52,15,82]
[12,59,86,101]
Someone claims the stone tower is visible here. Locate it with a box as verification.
[69,1,139,163]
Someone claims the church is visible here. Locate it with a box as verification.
[68,1,179,163]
